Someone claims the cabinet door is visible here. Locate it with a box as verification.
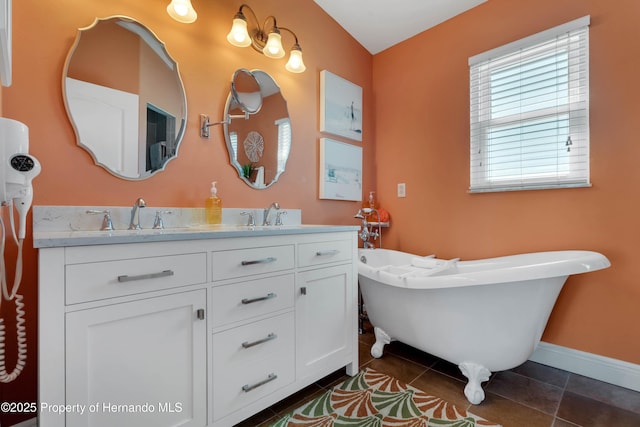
[296,264,354,380]
[65,290,207,427]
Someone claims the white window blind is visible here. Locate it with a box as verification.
[275,118,291,172]
[469,16,590,193]
[230,131,238,159]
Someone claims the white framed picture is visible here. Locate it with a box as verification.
[319,138,362,201]
[320,70,362,141]
[0,0,11,87]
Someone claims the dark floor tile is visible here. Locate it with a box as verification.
[314,368,348,389]
[384,340,441,368]
[470,391,555,427]
[557,391,640,427]
[486,370,564,415]
[361,352,427,384]
[431,358,469,382]
[267,383,325,415]
[255,417,279,427]
[358,329,376,346]
[410,368,472,410]
[234,408,277,427]
[510,360,570,388]
[552,418,581,427]
[358,339,374,366]
[566,373,640,414]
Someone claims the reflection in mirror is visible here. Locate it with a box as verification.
[224,70,291,189]
[63,16,187,180]
[231,69,263,114]
[199,69,263,138]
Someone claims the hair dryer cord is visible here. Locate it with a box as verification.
[0,293,27,383]
[0,214,27,383]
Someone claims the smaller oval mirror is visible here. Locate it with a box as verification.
[230,69,262,115]
[63,16,187,180]
[224,70,291,189]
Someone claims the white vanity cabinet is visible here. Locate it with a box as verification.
[37,228,358,427]
[65,290,208,427]
[210,243,297,423]
[39,241,209,427]
[296,239,355,382]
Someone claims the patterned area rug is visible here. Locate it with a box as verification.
[270,368,501,426]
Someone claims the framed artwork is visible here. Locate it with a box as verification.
[320,70,362,141]
[319,138,362,201]
[0,0,10,86]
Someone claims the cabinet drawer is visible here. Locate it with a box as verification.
[66,253,207,304]
[298,240,352,267]
[212,245,294,281]
[211,274,294,328]
[212,312,294,420]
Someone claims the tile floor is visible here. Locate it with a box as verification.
[237,328,640,426]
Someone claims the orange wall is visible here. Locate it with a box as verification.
[373,0,639,364]
[66,19,141,94]
[0,0,373,423]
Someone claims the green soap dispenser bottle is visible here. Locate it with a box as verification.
[206,181,222,224]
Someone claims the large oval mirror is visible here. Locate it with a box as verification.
[63,16,187,180]
[224,70,290,189]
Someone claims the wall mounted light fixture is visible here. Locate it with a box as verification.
[226,4,306,73]
[167,2,305,73]
[166,0,197,24]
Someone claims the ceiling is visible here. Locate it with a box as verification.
[313,0,487,54]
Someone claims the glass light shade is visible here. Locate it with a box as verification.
[167,0,197,23]
[263,31,285,58]
[227,18,252,47]
[285,47,306,73]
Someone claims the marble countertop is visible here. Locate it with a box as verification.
[33,224,359,248]
[32,206,358,248]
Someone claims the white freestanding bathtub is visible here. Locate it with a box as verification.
[357,248,610,404]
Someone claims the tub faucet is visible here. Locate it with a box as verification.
[355,208,381,248]
[262,202,280,226]
[128,197,146,230]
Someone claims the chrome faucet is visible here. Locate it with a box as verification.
[128,197,146,230]
[262,202,280,226]
[355,208,381,249]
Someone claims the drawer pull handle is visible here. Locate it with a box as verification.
[117,270,174,283]
[242,373,277,392]
[241,292,277,305]
[316,250,340,256]
[241,333,277,349]
[241,257,277,266]
[196,309,205,320]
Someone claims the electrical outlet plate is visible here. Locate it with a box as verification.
[397,183,406,198]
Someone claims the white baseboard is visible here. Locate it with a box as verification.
[530,341,640,392]
[9,417,37,427]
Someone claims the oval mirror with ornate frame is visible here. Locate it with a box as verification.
[62,16,187,180]
[224,69,291,189]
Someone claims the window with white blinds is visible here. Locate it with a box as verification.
[469,16,590,193]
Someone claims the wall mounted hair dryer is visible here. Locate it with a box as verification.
[0,117,41,238]
[0,117,40,383]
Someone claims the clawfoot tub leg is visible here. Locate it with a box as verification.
[458,362,491,404]
[371,327,392,358]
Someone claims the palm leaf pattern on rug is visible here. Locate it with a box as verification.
[269,368,501,427]
[300,390,335,417]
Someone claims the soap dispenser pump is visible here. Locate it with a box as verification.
[206,181,222,224]
[366,191,377,210]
